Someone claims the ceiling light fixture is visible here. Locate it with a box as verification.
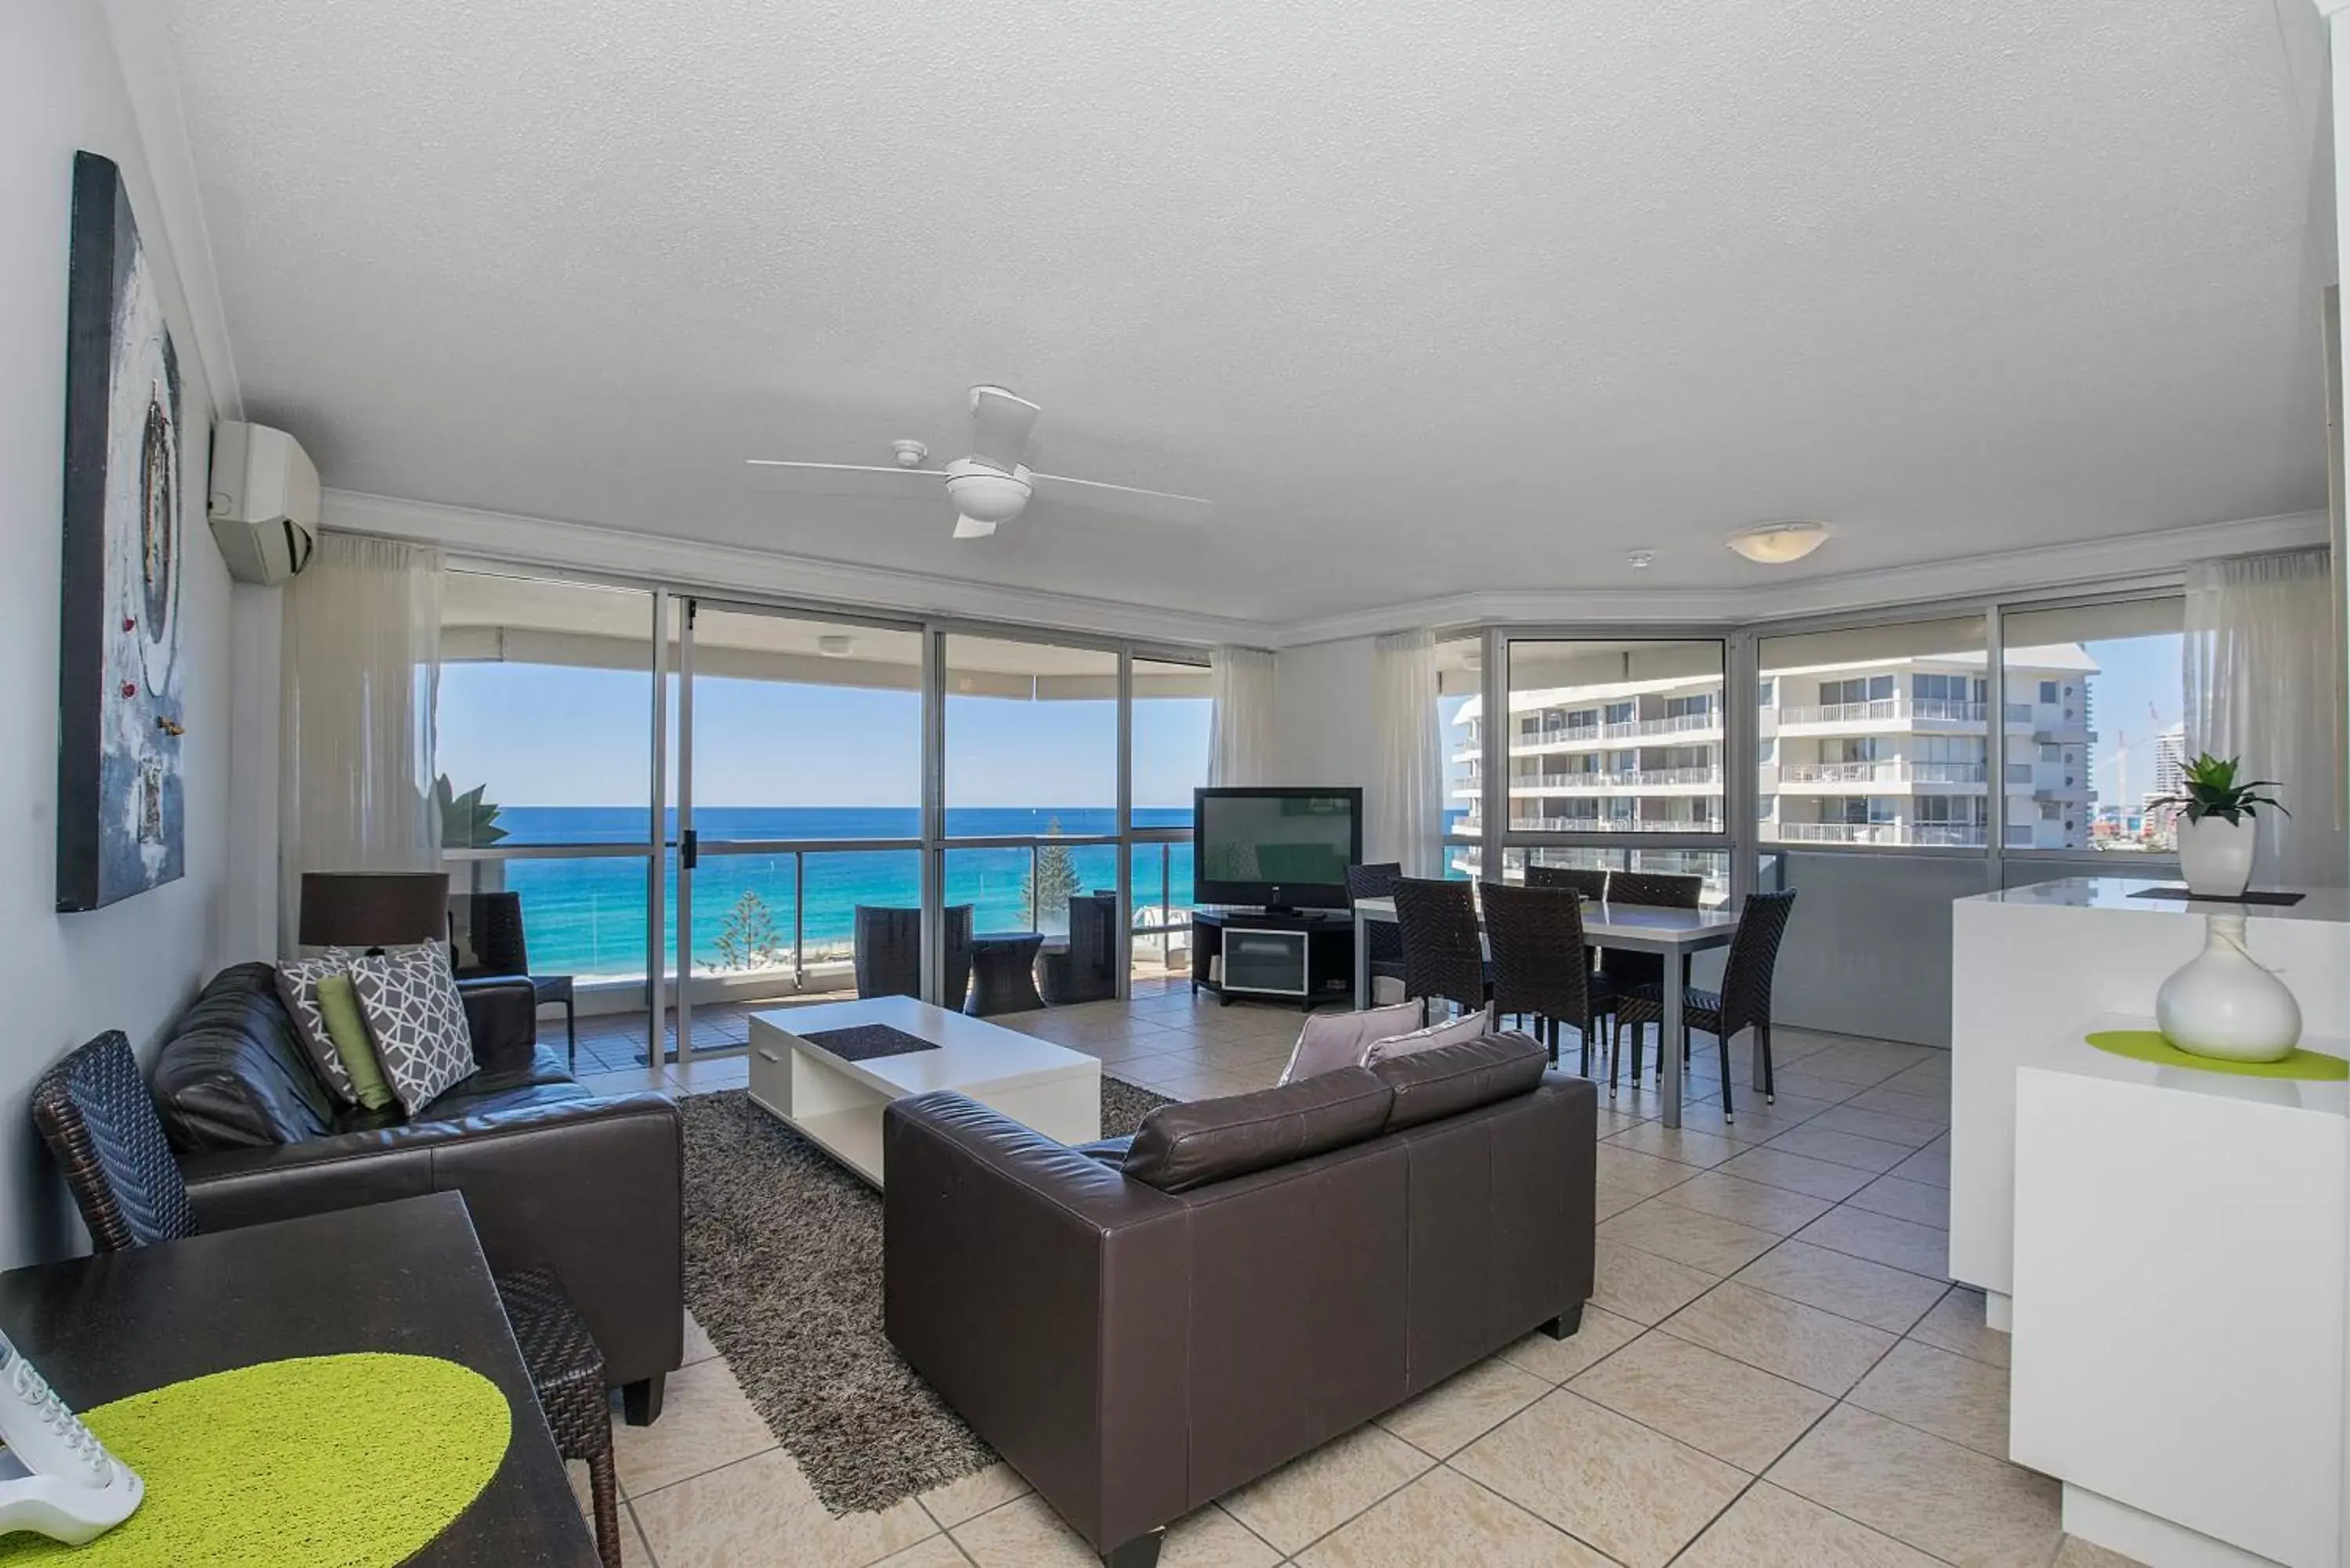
[817,634,855,658]
[1727,520,1831,565]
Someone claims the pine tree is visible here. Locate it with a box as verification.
[713,889,783,971]
[1021,816,1083,928]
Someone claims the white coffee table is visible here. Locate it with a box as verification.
[746,995,1101,1186]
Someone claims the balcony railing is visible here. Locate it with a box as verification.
[1776,698,1987,726]
[1520,711,1719,746]
[1509,766,1723,791]
[1777,761,1987,785]
[1770,822,1988,847]
[1509,816,1726,834]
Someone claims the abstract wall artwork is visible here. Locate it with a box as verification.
[56,151,186,912]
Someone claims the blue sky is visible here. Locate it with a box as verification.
[437,665,1212,809]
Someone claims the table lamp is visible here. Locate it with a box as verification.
[297,872,450,954]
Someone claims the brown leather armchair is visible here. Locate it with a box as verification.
[883,1034,1596,1567]
[149,963,683,1424]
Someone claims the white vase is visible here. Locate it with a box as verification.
[2155,914,2301,1063]
[2175,813,2258,898]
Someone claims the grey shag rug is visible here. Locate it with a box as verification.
[678,1075,1173,1516]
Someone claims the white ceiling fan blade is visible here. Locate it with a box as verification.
[967,386,1040,471]
[1029,471,1216,528]
[744,460,943,503]
[952,514,999,540]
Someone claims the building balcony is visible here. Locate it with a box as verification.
[1508,766,1723,793]
[1509,816,1725,834]
[1768,822,1988,847]
[1514,714,1722,752]
[1776,698,1990,731]
[1776,761,1988,790]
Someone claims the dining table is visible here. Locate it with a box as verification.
[1350,893,1743,1128]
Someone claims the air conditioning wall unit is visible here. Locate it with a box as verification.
[207,420,319,584]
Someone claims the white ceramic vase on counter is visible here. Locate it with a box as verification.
[2155,914,2301,1063]
[2175,814,2258,899]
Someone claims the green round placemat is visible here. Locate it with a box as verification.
[2085,1029,2350,1082]
[0,1353,509,1566]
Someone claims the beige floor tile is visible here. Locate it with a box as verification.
[680,1307,721,1367]
[612,1357,779,1497]
[1844,1175,1952,1230]
[1595,1179,1658,1221]
[1379,1356,1553,1458]
[956,1494,1277,1568]
[1803,1103,1945,1148]
[616,1506,657,1568]
[1594,1144,1701,1200]
[631,1447,936,1568]
[2051,1535,2150,1566]
[1656,1172,1836,1236]
[1294,1465,1617,1567]
[1599,1199,1781,1275]
[1659,1280,1896,1396]
[1734,1241,1945,1334]
[1716,1147,1876,1201]
[1590,1238,1717,1324]
[1766,1405,2059,1567]
[1603,1122,1744,1169]
[577,1068,678,1100]
[1498,1305,1645,1384]
[1887,1143,1950,1187]
[1762,1126,1917,1174]
[918,1460,1032,1528]
[1797,1206,1949,1280]
[1569,1331,1832,1472]
[1847,1339,2011,1460]
[1454,1389,1747,1568]
[1838,1086,1952,1125]
[1217,1423,1433,1555]
[872,1537,971,1568]
[1676,1480,1940,1566]
[1910,1286,2009,1369]
[1766,1069,1872,1104]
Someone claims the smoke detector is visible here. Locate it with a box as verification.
[890,439,928,468]
[1627,549,1655,570]
[816,634,855,658]
[1728,520,1831,564]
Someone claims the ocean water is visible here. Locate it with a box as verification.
[475,806,1195,977]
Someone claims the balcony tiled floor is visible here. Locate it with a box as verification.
[574,981,2138,1568]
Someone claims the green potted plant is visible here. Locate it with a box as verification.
[2147,753,2284,898]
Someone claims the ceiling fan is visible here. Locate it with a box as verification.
[746,385,1214,540]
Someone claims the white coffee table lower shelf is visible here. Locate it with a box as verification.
[746,995,1101,1186]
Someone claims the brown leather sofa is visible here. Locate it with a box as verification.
[884,1032,1595,1568]
[148,962,683,1423]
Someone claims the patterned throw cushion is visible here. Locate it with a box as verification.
[349,945,476,1114]
[1277,999,1425,1084]
[1360,1008,1494,1067]
[274,950,362,1105]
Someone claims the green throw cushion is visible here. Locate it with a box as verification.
[316,973,396,1112]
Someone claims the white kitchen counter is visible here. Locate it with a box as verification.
[1950,876,2350,1322]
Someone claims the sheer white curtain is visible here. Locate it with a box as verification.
[1372,630,1444,877]
[279,534,446,952]
[1208,646,1277,786]
[2184,546,2345,885]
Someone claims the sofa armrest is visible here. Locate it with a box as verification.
[456,977,539,1075]
[884,1092,1191,1555]
[183,1093,683,1388]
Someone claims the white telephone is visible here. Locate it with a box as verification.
[0,1331,143,1545]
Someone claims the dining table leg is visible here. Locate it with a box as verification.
[1660,964,1683,1129]
[1351,909,1371,1010]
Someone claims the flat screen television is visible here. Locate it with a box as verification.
[1193,786,1364,912]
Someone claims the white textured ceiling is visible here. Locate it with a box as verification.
[165,0,2321,624]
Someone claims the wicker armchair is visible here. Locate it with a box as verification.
[1526,865,1609,901]
[1344,862,1406,998]
[1392,876,1491,1019]
[31,1031,627,1567]
[453,891,577,1066]
[855,904,975,1010]
[1612,890,1799,1118]
[1039,891,1119,1005]
[1593,869,1705,1004]
[1480,882,1615,1075]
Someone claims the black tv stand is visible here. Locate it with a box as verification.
[1190,909,1354,1010]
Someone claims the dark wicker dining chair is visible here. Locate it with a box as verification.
[1526,864,1610,901]
[1593,868,1705,1050]
[1392,876,1491,1021]
[855,904,976,1010]
[1480,882,1615,1075]
[1345,862,1407,999]
[1612,889,1799,1119]
[454,891,577,1067]
[31,1032,628,1568]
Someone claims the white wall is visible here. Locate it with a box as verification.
[0,2,240,1266]
[1272,636,1379,802]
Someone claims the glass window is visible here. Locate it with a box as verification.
[1130,656,1210,981]
[1434,638,1482,877]
[1761,614,1990,850]
[2001,597,2184,854]
[1501,639,1726,843]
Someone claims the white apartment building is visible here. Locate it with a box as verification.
[1448,643,2099,872]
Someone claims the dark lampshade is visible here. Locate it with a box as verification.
[298,871,450,950]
